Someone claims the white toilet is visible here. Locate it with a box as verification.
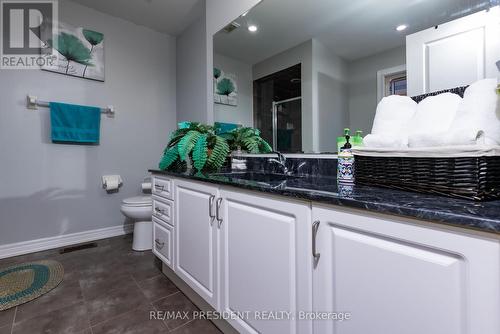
[120,196,152,251]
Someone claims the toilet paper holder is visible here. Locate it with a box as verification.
[102,175,123,192]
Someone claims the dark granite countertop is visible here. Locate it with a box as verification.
[149,169,500,235]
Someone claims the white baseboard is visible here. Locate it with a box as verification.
[0,224,134,260]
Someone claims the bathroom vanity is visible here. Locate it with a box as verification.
[150,170,500,334]
[149,0,500,332]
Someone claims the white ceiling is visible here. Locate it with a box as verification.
[214,0,495,64]
[69,0,203,36]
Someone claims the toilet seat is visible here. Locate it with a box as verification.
[122,196,151,207]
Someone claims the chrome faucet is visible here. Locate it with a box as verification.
[295,161,307,175]
[268,151,289,174]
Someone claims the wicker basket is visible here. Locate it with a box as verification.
[354,86,500,201]
[354,155,500,201]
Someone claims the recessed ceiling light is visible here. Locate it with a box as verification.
[248,25,258,32]
[396,24,408,32]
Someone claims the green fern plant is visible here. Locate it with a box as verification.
[159,123,272,172]
[158,123,230,172]
[192,134,208,171]
[178,130,202,161]
[221,127,273,154]
[207,136,230,170]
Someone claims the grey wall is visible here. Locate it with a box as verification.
[312,39,349,152]
[253,40,314,152]
[347,46,406,134]
[0,0,176,245]
[177,3,209,124]
[214,53,253,126]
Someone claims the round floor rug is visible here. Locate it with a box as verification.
[0,260,64,311]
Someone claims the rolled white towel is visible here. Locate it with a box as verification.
[408,129,484,148]
[407,133,447,148]
[446,78,500,145]
[371,95,417,136]
[363,134,408,149]
[408,92,462,143]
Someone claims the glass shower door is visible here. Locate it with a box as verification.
[272,97,302,152]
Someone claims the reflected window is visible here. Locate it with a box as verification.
[385,73,407,97]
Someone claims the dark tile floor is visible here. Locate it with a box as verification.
[0,235,222,334]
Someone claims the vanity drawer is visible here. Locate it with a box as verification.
[153,218,173,270]
[152,176,173,200]
[152,197,174,225]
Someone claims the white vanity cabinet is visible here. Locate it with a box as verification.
[312,204,500,334]
[219,189,313,334]
[153,174,500,334]
[169,177,313,334]
[174,179,220,309]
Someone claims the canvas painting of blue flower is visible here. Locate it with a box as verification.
[42,22,105,82]
[214,67,238,106]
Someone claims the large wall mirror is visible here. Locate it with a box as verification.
[213,0,499,153]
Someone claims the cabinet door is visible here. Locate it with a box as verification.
[219,189,313,334]
[406,6,500,96]
[174,179,219,309]
[312,205,500,334]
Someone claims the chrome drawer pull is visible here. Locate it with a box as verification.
[209,195,216,223]
[154,184,165,191]
[155,207,165,215]
[216,198,223,228]
[312,221,321,262]
[155,239,165,249]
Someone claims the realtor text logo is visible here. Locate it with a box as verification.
[1,0,57,69]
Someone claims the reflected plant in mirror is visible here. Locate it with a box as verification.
[219,127,273,153]
[213,0,499,153]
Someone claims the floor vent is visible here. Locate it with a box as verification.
[59,242,98,254]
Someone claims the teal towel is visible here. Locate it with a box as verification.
[50,102,101,144]
[214,122,239,135]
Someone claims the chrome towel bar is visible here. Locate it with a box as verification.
[26,95,115,118]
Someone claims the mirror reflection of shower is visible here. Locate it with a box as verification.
[253,64,302,153]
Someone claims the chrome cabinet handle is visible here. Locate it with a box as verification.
[155,207,165,215]
[215,198,223,228]
[155,238,165,249]
[209,195,216,222]
[312,220,321,262]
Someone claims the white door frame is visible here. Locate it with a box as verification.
[377,64,407,102]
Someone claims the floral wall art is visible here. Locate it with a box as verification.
[214,67,238,106]
[42,23,105,82]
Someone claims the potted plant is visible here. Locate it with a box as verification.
[159,122,230,172]
[220,127,273,154]
[159,124,273,173]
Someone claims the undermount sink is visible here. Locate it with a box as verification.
[209,172,300,183]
